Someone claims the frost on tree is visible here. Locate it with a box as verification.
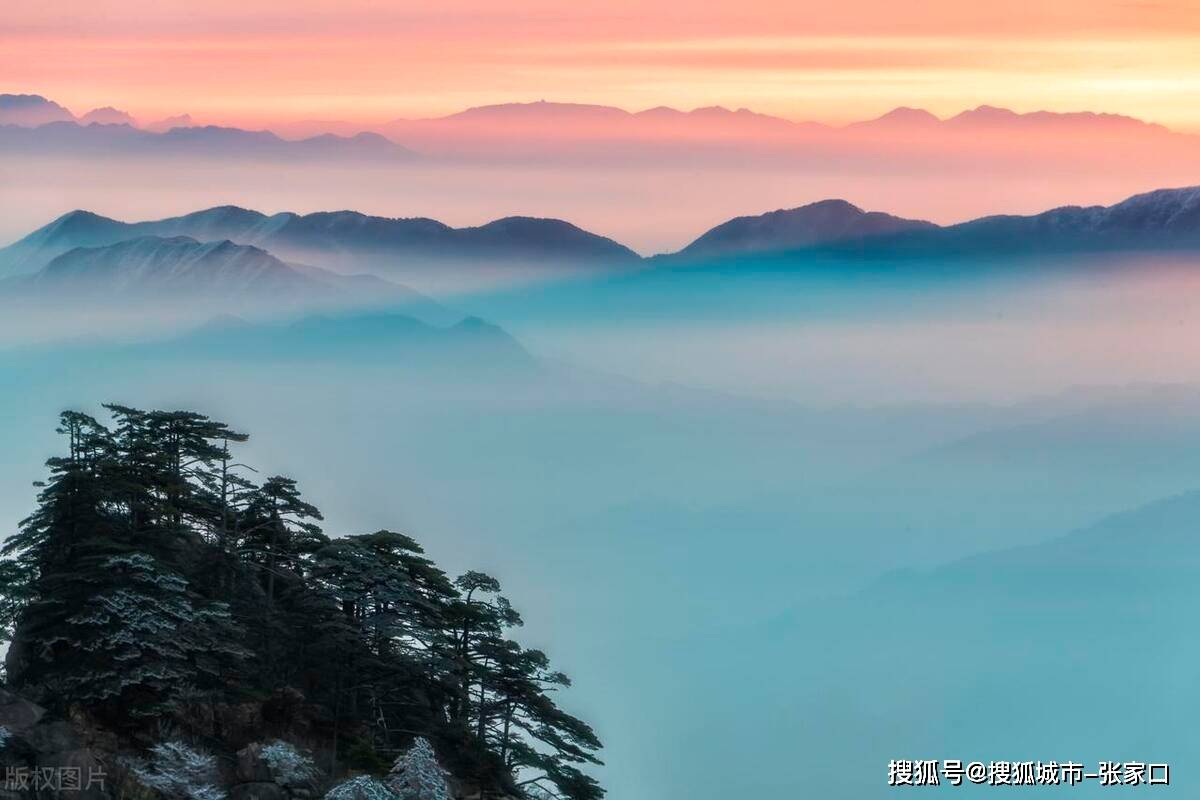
[129,740,226,800]
[324,775,401,800]
[387,737,452,800]
[259,739,318,786]
[57,553,248,712]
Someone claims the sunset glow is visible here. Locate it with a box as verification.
[5,0,1200,129]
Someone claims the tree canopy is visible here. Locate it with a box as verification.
[0,405,603,800]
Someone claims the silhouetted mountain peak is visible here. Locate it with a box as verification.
[863,106,941,126]
[168,205,268,229]
[845,184,1200,256]
[79,106,137,127]
[678,199,936,258]
[29,235,319,299]
[32,210,128,244]
[0,93,74,126]
[949,104,1019,124]
[145,113,194,133]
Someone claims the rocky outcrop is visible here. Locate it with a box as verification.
[0,690,109,800]
[231,740,319,799]
[231,783,290,800]
[0,687,492,800]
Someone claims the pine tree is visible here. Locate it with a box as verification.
[0,405,605,799]
[386,737,452,800]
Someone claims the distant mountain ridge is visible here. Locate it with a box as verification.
[4,234,453,324]
[391,99,1169,136]
[0,119,414,161]
[675,199,936,258]
[0,206,641,278]
[4,93,1188,169]
[0,94,76,126]
[1,93,1178,137]
[26,236,319,296]
[849,185,1200,258]
[6,184,1200,280]
[672,185,1200,259]
[377,100,1185,164]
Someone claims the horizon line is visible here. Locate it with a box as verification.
[4,90,1190,137]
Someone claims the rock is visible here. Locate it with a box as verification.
[236,739,320,791]
[34,745,108,800]
[261,687,306,728]
[230,782,289,800]
[107,762,164,800]
[237,742,276,783]
[0,688,45,734]
[25,720,81,754]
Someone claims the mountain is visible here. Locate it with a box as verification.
[675,199,937,258]
[56,309,536,373]
[0,121,418,161]
[0,94,74,126]
[670,185,1200,260]
[842,104,1171,137]
[0,210,135,275]
[376,99,1190,165]
[844,106,941,131]
[384,101,818,161]
[944,104,1168,134]
[7,235,452,322]
[9,185,1200,280]
[23,236,328,298]
[868,184,1200,257]
[722,486,1200,799]
[0,206,641,278]
[79,106,138,126]
[145,113,194,133]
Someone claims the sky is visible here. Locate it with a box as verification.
[5,0,1200,130]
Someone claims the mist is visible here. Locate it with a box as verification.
[4,241,1200,797]
[5,152,1200,256]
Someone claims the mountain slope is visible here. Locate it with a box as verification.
[79,106,137,126]
[679,486,1200,799]
[676,199,936,258]
[670,185,1200,260]
[9,235,453,324]
[70,310,537,373]
[870,184,1200,256]
[25,236,327,298]
[0,94,74,126]
[0,121,418,162]
[0,206,641,278]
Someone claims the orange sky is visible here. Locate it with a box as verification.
[4,0,1200,130]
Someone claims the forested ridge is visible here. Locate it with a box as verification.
[0,405,602,800]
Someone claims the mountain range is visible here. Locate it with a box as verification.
[674,199,937,258]
[0,206,641,279]
[375,101,1190,164]
[0,94,186,132]
[110,310,535,371]
[5,93,1174,138]
[3,93,1195,166]
[1,233,452,324]
[0,119,414,161]
[388,99,1172,138]
[3,184,1200,302]
[668,185,1200,260]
